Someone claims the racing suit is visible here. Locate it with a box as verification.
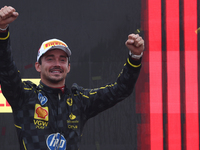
[0,29,142,150]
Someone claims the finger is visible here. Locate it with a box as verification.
[133,37,143,46]
[0,6,6,18]
[125,39,134,45]
[7,6,18,18]
[1,6,16,19]
[129,34,141,44]
[7,6,16,15]
[135,40,144,48]
[128,34,136,39]
[137,40,144,47]
[12,12,19,17]
[134,36,142,43]
[133,36,143,46]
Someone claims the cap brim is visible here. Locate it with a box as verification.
[48,45,71,57]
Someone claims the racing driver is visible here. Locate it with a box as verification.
[0,6,144,150]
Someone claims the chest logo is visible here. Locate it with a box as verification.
[38,93,48,105]
[46,133,67,150]
[69,113,76,120]
[66,98,73,106]
[34,104,49,121]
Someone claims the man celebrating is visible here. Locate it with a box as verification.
[0,6,144,150]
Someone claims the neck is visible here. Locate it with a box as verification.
[40,80,66,93]
[49,85,65,93]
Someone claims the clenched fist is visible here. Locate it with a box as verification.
[125,34,144,56]
[0,6,19,29]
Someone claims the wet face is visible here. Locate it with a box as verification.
[35,49,70,87]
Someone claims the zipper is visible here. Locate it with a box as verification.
[58,93,61,100]
[56,93,62,150]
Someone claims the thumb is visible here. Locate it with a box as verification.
[12,12,19,17]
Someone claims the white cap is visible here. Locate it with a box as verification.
[37,39,71,62]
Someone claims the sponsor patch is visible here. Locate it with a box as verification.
[46,133,66,150]
[69,113,76,120]
[44,41,67,50]
[66,98,73,106]
[34,104,49,121]
[67,113,79,130]
[38,93,48,105]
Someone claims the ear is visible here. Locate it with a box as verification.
[35,62,41,73]
[67,64,71,73]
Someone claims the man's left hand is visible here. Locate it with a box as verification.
[125,34,144,55]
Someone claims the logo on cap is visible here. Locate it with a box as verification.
[37,39,71,62]
[44,41,67,50]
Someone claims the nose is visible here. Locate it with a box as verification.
[54,59,61,66]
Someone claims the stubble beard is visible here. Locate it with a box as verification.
[45,74,65,84]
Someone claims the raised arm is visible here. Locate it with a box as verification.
[0,6,22,108]
[76,34,144,119]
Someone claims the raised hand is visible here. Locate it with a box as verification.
[0,6,19,29]
[125,34,144,55]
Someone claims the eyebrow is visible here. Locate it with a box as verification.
[45,54,54,58]
[60,55,67,58]
[45,54,67,58]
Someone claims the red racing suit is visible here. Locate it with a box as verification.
[0,29,142,150]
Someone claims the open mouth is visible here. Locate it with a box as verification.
[50,69,63,74]
[51,70,61,73]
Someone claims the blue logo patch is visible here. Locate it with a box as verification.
[38,93,48,105]
[46,133,66,150]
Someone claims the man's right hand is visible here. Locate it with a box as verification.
[0,6,19,29]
